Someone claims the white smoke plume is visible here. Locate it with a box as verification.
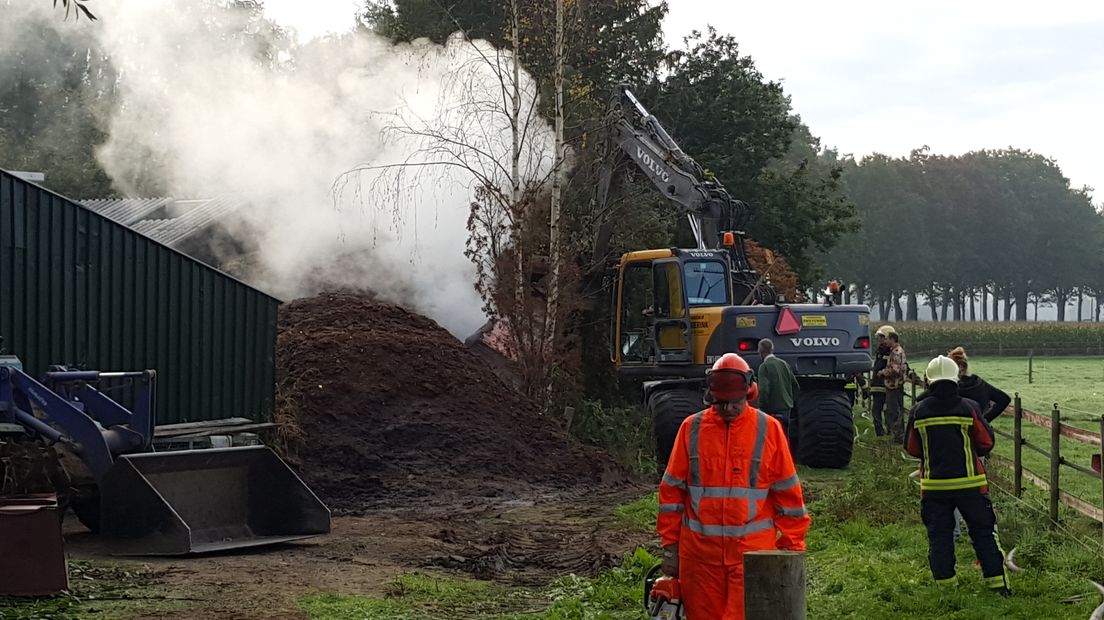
[10,0,555,337]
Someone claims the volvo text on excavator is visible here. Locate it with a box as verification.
[597,85,873,469]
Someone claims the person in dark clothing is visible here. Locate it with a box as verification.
[905,355,1010,596]
[756,338,801,432]
[869,325,892,436]
[947,346,1011,540]
[844,374,864,408]
[948,347,1011,422]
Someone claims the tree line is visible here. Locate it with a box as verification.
[821,149,1104,322]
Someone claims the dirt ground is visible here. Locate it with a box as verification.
[64,484,654,619]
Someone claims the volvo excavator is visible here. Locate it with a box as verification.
[597,86,873,469]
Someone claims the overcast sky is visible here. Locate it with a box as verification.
[263,0,1104,202]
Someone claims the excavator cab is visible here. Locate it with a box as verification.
[612,249,733,373]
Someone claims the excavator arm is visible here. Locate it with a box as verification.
[592,85,772,305]
[597,86,750,248]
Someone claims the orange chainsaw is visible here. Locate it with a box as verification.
[644,564,684,620]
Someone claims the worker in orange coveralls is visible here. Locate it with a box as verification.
[657,353,811,620]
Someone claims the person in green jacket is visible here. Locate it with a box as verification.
[756,339,801,431]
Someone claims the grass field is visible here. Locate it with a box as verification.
[4,356,1101,619]
[969,356,1104,420]
[13,437,1101,619]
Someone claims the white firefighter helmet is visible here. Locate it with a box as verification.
[925,355,960,385]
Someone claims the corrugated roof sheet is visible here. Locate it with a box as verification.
[79,197,174,225]
[80,195,251,248]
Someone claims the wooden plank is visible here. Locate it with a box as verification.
[1021,409,1102,447]
[153,417,254,436]
[155,422,275,438]
[993,427,1052,459]
[989,453,1104,523]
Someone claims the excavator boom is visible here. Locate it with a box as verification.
[594,85,768,305]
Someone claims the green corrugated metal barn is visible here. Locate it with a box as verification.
[0,169,278,424]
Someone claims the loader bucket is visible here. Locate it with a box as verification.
[98,446,330,556]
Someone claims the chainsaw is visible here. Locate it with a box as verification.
[644,564,684,620]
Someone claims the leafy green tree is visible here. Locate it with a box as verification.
[363,0,506,45]
[363,0,672,400]
[827,153,929,317]
[827,148,1103,323]
[0,5,115,197]
[647,29,854,283]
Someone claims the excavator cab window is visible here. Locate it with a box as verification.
[614,259,693,366]
[683,260,730,306]
[617,262,655,364]
[650,259,693,364]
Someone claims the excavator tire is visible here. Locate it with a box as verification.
[647,387,705,473]
[794,388,854,469]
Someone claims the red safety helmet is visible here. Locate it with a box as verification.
[706,353,757,402]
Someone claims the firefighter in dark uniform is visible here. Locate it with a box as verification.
[905,355,1010,596]
[869,325,894,435]
[844,376,858,408]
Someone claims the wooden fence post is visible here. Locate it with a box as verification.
[1100,416,1104,551]
[1028,354,1034,384]
[744,551,806,619]
[1049,404,1061,526]
[1013,394,1023,498]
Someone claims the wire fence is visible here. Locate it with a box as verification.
[892,385,1104,552]
[906,344,1104,359]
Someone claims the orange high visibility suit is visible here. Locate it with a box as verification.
[657,403,810,620]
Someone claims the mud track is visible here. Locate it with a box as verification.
[68,486,653,619]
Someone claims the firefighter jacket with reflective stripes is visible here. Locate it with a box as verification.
[905,387,994,495]
[871,349,889,389]
[657,404,810,565]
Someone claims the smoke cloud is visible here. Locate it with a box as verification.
[7,0,555,337]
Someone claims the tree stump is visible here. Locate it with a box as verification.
[744,550,806,619]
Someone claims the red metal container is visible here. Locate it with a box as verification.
[0,494,69,596]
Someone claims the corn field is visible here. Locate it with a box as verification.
[877,322,1104,358]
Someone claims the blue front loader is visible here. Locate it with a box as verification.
[0,355,330,556]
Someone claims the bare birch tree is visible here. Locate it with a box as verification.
[333,11,560,401]
[542,0,565,385]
